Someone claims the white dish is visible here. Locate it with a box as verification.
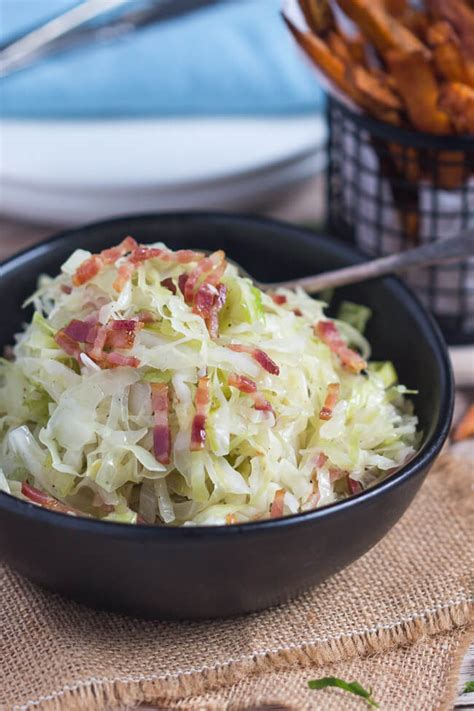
[0,115,327,225]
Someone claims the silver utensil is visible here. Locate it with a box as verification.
[236,233,474,294]
[0,0,226,78]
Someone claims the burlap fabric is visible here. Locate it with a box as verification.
[1,454,473,711]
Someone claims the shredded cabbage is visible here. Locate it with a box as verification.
[0,239,419,525]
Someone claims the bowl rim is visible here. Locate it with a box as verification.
[0,211,455,539]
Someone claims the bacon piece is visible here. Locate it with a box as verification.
[101,236,138,264]
[190,376,210,451]
[228,374,257,393]
[89,325,108,360]
[54,330,81,359]
[271,294,287,305]
[106,320,142,349]
[72,255,103,287]
[348,477,362,495]
[105,352,140,368]
[108,319,138,331]
[319,383,340,421]
[315,321,367,373]
[21,482,76,515]
[193,282,217,319]
[178,273,188,295]
[60,284,72,295]
[160,277,177,294]
[63,319,98,344]
[206,283,227,339]
[129,246,165,264]
[453,404,474,442]
[293,308,303,317]
[130,247,201,265]
[113,261,136,292]
[228,344,280,376]
[270,489,285,518]
[184,250,225,303]
[151,383,171,465]
[252,392,275,417]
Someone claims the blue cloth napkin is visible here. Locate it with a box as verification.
[0,0,324,119]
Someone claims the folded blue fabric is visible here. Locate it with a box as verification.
[0,0,324,118]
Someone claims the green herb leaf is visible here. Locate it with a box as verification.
[308,676,379,707]
[463,681,474,694]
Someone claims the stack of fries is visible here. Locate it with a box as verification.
[284,0,474,136]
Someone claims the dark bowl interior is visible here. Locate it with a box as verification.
[0,213,453,618]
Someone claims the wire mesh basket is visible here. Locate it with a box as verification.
[326,96,474,345]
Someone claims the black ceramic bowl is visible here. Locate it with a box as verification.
[0,213,453,619]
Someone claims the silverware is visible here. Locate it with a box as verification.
[0,0,226,78]
[234,233,474,294]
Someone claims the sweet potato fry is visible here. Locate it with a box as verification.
[335,0,427,56]
[380,0,408,17]
[327,30,354,65]
[299,0,335,35]
[351,65,402,111]
[453,404,474,441]
[387,50,451,133]
[439,82,474,133]
[427,21,473,86]
[284,17,363,105]
[427,0,474,84]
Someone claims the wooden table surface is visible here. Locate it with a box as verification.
[0,176,472,708]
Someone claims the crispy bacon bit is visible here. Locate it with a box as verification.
[21,482,76,515]
[105,352,140,368]
[101,236,138,264]
[73,255,103,287]
[228,374,257,393]
[63,319,98,344]
[160,277,177,294]
[151,383,171,465]
[293,308,303,317]
[228,344,280,376]
[169,249,202,264]
[253,392,275,416]
[271,294,287,305]
[60,284,72,294]
[319,383,340,421]
[54,330,81,359]
[178,273,188,295]
[192,281,227,338]
[190,376,210,451]
[184,250,225,303]
[129,246,164,264]
[113,261,136,292]
[315,321,367,374]
[106,320,142,349]
[90,325,108,360]
[348,477,362,495]
[270,489,285,518]
[453,404,474,442]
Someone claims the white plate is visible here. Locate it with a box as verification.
[0,115,327,225]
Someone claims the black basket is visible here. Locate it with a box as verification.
[326,95,474,345]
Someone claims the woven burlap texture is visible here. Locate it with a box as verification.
[1,454,473,711]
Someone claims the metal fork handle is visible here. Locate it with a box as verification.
[266,233,474,294]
